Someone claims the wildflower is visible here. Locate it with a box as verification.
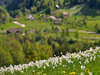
[81,65,85,70]
[33,70,35,72]
[89,72,92,75]
[88,71,92,75]
[21,71,23,73]
[43,73,47,75]
[80,72,84,75]
[53,67,55,69]
[62,71,66,73]
[84,59,89,64]
[61,52,63,55]
[74,55,76,57]
[54,55,56,57]
[37,72,41,74]
[41,70,44,72]
[88,71,90,74]
[79,61,82,64]
[86,68,89,71]
[44,66,46,69]
[40,66,42,68]
[70,72,76,75]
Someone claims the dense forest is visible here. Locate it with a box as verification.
[0,0,100,21]
[6,0,100,10]
[0,0,100,17]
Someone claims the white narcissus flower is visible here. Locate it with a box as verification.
[80,72,84,75]
[89,72,92,75]
[0,47,100,74]
[81,65,85,70]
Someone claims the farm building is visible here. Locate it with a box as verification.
[7,28,23,34]
[62,12,68,18]
[48,16,56,20]
[54,18,62,25]
[28,14,35,21]
[55,5,60,9]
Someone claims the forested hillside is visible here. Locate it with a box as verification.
[0,0,100,18]
[6,0,100,10]
[0,0,98,19]
[0,6,10,24]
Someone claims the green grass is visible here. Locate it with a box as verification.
[45,31,100,42]
[1,47,100,75]
[0,20,99,42]
[15,15,100,32]
[0,22,21,30]
[18,20,53,30]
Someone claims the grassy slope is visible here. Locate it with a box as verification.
[2,47,100,75]
[55,4,100,32]
[0,22,21,30]
[18,20,52,31]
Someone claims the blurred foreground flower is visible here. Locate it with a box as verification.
[62,71,66,73]
[70,72,76,75]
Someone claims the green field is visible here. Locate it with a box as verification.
[0,22,21,31]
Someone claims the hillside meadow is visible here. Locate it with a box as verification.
[0,47,100,75]
[0,4,100,75]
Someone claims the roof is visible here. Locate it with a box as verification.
[48,16,56,20]
[62,12,68,15]
[55,18,62,21]
[7,28,23,33]
[27,14,35,20]
[54,18,62,25]
[55,5,60,8]
[28,14,33,19]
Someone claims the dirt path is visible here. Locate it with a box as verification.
[69,30,100,35]
[13,21,25,27]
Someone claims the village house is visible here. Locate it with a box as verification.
[62,12,68,18]
[55,5,60,9]
[7,28,23,34]
[48,16,56,20]
[54,18,62,25]
[28,14,35,21]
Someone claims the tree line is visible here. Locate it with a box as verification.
[0,6,10,24]
[64,0,100,10]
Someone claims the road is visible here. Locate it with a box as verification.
[69,30,100,35]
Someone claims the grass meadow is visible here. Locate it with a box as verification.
[1,47,100,75]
